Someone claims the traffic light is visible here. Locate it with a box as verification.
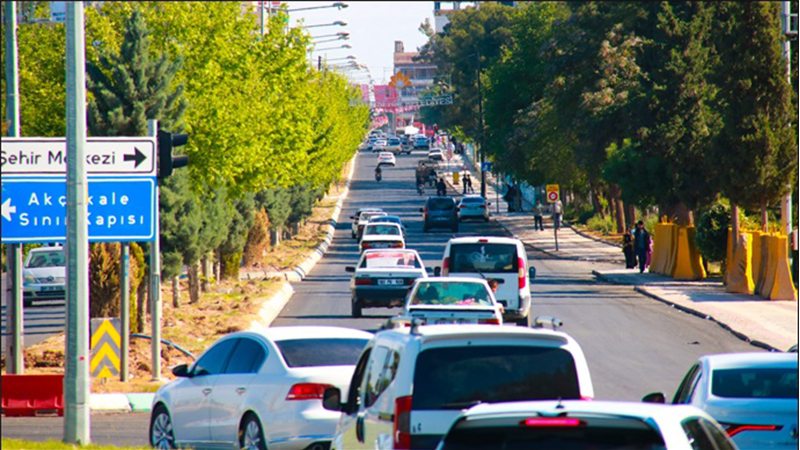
[157,129,189,179]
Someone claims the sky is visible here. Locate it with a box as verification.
[283,1,434,84]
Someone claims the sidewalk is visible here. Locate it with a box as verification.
[446,152,797,352]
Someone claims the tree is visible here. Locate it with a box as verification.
[218,195,257,279]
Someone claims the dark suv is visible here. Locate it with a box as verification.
[420,196,458,232]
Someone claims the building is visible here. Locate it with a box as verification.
[392,41,437,126]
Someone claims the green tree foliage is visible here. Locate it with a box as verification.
[219,195,257,279]
[695,202,733,265]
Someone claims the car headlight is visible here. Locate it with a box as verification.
[24,275,35,286]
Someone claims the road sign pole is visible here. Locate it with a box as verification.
[148,119,162,382]
[64,2,90,445]
[4,0,24,375]
[120,243,130,382]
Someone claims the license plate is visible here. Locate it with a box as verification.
[435,318,453,324]
[377,279,404,286]
[43,286,61,291]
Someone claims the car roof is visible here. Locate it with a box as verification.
[370,215,401,221]
[365,222,402,229]
[357,207,382,213]
[363,248,418,256]
[460,400,706,422]
[415,276,489,285]
[447,236,523,246]
[237,326,373,343]
[427,196,455,201]
[29,246,63,252]
[702,352,798,370]
[380,324,575,346]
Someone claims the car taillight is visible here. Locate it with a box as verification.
[286,383,333,401]
[392,243,404,248]
[442,257,449,276]
[458,205,463,210]
[518,257,525,289]
[393,396,412,449]
[355,277,371,286]
[522,418,583,427]
[362,242,373,250]
[580,395,594,401]
[479,204,486,209]
[721,423,782,437]
[478,318,501,325]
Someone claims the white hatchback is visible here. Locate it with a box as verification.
[377,152,396,166]
[360,223,405,254]
[400,277,503,325]
[149,326,372,450]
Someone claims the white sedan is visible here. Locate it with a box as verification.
[372,139,387,152]
[377,152,396,166]
[149,326,372,450]
[346,248,429,317]
[359,222,405,253]
[401,277,504,325]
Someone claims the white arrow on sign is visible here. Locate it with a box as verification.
[0,137,157,177]
[2,198,17,221]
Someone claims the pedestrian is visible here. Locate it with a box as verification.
[504,183,518,212]
[459,142,466,155]
[436,177,447,196]
[463,173,473,194]
[533,200,544,231]
[622,229,637,269]
[633,220,651,273]
[552,198,563,229]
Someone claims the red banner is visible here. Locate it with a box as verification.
[374,85,398,109]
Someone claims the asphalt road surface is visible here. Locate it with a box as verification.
[1,299,65,354]
[1,149,759,447]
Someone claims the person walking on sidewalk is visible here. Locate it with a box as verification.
[436,177,447,196]
[462,172,473,194]
[633,221,651,273]
[623,229,637,269]
[533,200,544,231]
[504,183,518,212]
[551,198,563,229]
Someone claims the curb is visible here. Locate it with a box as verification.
[568,224,623,249]
[251,281,296,330]
[90,392,156,413]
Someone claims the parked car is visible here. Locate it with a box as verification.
[643,352,798,450]
[377,152,396,167]
[439,237,535,326]
[368,215,406,237]
[346,249,428,318]
[360,223,405,254]
[437,400,739,450]
[356,212,388,241]
[457,195,490,222]
[22,246,66,307]
[400,277,503,325]
[323,324,594,450]
[427,149,444,162]
[149,326,372,450]
[350,208,383,239]
[421,196,458,233]
[414,137,431,150]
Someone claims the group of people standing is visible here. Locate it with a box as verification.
[623,221,652,273]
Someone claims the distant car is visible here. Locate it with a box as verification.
[401,277,503,325]
[644,352,798,450]
[372,139,388,153]
[421,196,458,232]
[22,246,66,307]
[383,137,402,155]
[367,214,406,236]
[414,136,431,150]
[346,249,428,317]
[149,326,372,450]
[359,223,405,254]
[457,195,490,222]
[427,149,444,161]
[356,211,388,241]
[377,152,396,167]
[437,400,739,450]
[350,207,383,239]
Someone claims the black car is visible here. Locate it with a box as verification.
[420,196,458,232]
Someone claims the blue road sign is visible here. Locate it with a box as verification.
[481,162,493,173]
[1,178,156,243]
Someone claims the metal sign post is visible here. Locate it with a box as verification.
[120,243,130,382]
[148,119,162,382]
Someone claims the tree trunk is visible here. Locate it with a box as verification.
[136,274,147,333]
[215,249,222,283]
[590,182,604,218]
[188,262,201,304]
[761,198,768,233]
[673,203,694,226]
[201,254,210,292]
[731,204,740,265]
[270,228,281,247]
[172,276,180,308]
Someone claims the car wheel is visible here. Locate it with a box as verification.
[150,404,176,450]
[515,314,531,327]
[352,296,363,318]
[239,414,267,450]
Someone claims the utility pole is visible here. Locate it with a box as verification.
[782,1,796,243]
[4,0,24,376]
[120,243,130,382]
[476,50,486,198]
[64,1,90,444]
[148,120,162,382]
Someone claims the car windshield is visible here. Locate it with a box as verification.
[371,217,401,225]
[413,346,580,410]
[361,212,387,222]
[410,281,493,306]
[428,198,455,210]
[450,243,518,273]
[361,251,421,269]
[441,417,665,450]
[389,139,400,145]
[711,367,798,399]
[25,250,65,268]
[365,224,400,236]
[275,338,369,368]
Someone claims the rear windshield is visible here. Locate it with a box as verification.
[450,243,519,273]
[389,139,400,145]
[428,198,455,210]
[365,224,401,236]
[460,197,484,204]
[275,338,369,368]
[361,251,421,269]
[410,281,493,306]
[711,367,798,399]
[441,418,664,450]
[412,346,580,410]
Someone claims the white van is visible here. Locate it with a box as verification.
[438,237,535,326]
[322,324,594,450]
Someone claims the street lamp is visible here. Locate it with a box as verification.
[305,20,347,29]
[286,2,348,12]
[313,44,352,52]
[326,55,356,62]
[313,35,350,45]
[311,32,350,40]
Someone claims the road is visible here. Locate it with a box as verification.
[1,299,66,354]
[0,149,758,447]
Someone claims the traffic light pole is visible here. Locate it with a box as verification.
[476,50,486,199]
[4,0,24,376]
[149,119,163,382]
[64,2,91,444]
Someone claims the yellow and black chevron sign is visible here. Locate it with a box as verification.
[90,318,121,379]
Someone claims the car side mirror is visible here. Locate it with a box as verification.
[345,266,355,273]
[172,363,191,378]
[642,392,666,404]
[529,266,536,280]
[322,387,343,412]
[349,216,355,220]
[433,267,441,277]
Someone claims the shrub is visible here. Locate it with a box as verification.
[695,203,731,264]
[587,215,616,235]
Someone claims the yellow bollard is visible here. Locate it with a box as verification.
[755,234,771,296]
[672,226,707,280]
[453,171,460,185]
[652,223,671,275]
[726,233,754,294]
[664,224,680,277]
[768,235,798,301]
[747,231,763,292]
[759,235,779,299]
